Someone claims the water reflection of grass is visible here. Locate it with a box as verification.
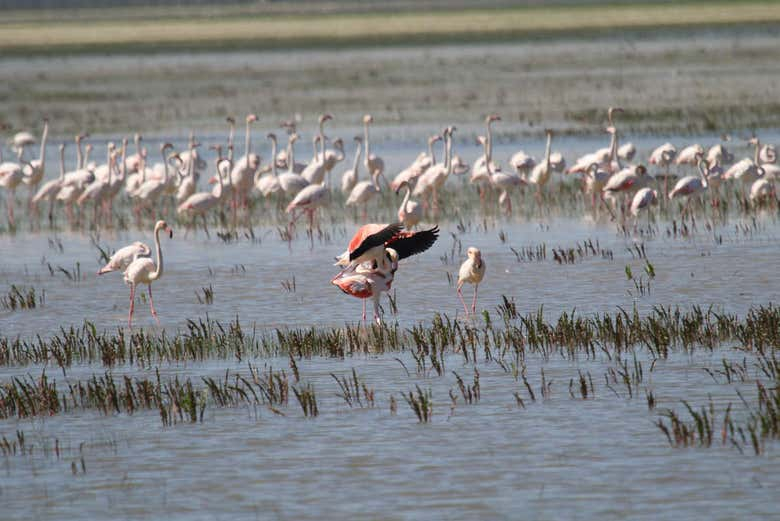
[2,2,780,55]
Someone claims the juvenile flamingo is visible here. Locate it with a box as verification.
[123,220,173,327]
[457,247,486,315]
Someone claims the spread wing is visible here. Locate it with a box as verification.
[349,222,403,261]
[387,226,439,260]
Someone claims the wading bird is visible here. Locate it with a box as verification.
[457,247,486,315]
[123,220,173,327]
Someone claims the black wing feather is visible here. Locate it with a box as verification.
[389,226,439,260]
[349,222,404,261]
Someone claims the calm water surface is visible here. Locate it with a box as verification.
[0,136,778,520]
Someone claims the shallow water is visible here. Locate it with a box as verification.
[1,133,779,520]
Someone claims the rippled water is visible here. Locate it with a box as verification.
[1,136,779,520]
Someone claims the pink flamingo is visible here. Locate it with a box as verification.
[457,247,486,315]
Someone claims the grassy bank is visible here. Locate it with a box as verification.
[1,2,779,56]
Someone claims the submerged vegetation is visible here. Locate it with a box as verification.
[0,303,777,455]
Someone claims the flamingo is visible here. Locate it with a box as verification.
[391,134,440,192]
[286,177,329,232]
[583,162,614,217]
[21,118,49,209]
[707,143,734,166]
[254,163,280,198]
[413,126,455,211]
[77,142,116,227]
[340,136,363,194]
[124,133,144,176]
[346,141,387,220]
[332,224,439,323]
[0,144,28,227]
[133,143,175,208]
[479,135,524,215]
[98,241,151,275]
[178,148,230,237]
[271,133,309,197]
[362,114,384,178]
[176,140,200,203]
[323,137,345,179]
[669,157,709,217]
[471,115,501,197]
[527,129,556,211]
[456,247,486,316]
[10,130,36,160]
[334,222,438,273]
[123,220,173,328]
[301,114,333,185]
[229,114,260,208]
[32,143,66,224]
[276,125,307,174]
[618,142,637,162]
[749,169,774,206]
[396,180,422,229]
[332,253,397,324]
[649,142,677,199]
[676,144,705,166]
[603,164,649,218]
[630,187,658,230]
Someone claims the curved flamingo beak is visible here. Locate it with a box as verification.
[166,226,173,238]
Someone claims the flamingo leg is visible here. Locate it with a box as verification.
[362,298,367,322]
[471,284,479,313]
[7,191,15,228]
[201,214,210,238]
[148,284,159,325]
[373,295,382,325]
[128,284,136,328]
[457,284,470,316]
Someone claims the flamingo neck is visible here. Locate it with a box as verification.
[754,140,760,165]
[486,121,493,162]
[161,147,169,184]
[402,184,412,211]
[428,139,437,166]
[38,122,48,168]
[149,226,164,281]
[363,121,371,168]
[271,138,278,177]
[244,120,252,162]
[352,142,362,172]
[76,139,83,170]
[58,149,65,181]
[544,132,552,169]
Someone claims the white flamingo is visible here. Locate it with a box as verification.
[340,136,363,194]
[362,114,384,178]
[178,150,231,237]
[230,114,260,207]
[271,133,309,197]
[21,118,49,208]
[396,180,422,229]
[669,157,709,217]
[123,220,173,328]
[32,142,66,223]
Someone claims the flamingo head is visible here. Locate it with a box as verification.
[607,106,624,125]
[486,114,501,124]
[363,114,373,124]
[467,247,482,264]
[155,219,173,239]
[246,114,258,124]
[320,113,334,124]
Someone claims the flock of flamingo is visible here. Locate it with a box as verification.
[2,107,778,325]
